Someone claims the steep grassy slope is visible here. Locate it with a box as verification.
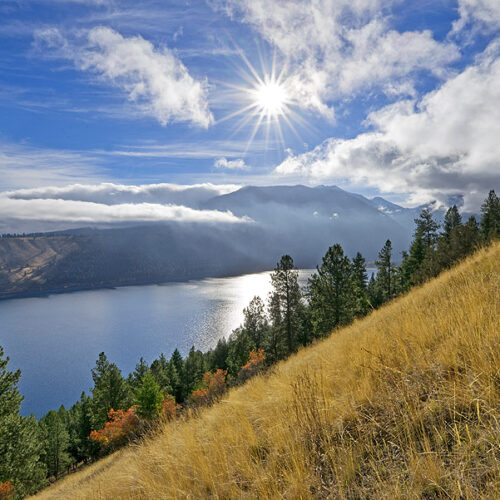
[35,243,500,499]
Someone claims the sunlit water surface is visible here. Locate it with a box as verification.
[0,270,315,416]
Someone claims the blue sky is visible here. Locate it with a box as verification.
[0,0,499,227]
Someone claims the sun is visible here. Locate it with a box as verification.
[214,48,306,153]
[252,80,289,118]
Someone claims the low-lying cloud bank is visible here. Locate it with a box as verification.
[0,183,247,230]
[275,41,500,210]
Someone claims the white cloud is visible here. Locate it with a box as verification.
[0,182,248,226]
[275,43,500,210]
[214,157,248,170]
[214,0,459,119]
[7,182,240,208]
[454,0,500,31]
[0,197,247,224]
[35,26,213,127]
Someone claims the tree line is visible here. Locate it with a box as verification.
[1,190,499,498]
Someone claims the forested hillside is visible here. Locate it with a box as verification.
[33,220,500,499]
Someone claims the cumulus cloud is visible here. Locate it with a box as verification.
[275,43,500,209]
[214,0,459,118]
[454,0,500,31]
[35,26,213,127]
[214,157,248,170]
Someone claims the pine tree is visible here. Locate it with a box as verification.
[150,354,172,394]
[270,255,302,355]
[264,292,287,363]
[415,208,440,249]
[127,357,149,392]
[91,352,131,429]
[0,346,46,497]
[308,244,355,337]
[169,349,185,403]
[443,205,462,239]
[135,372,164,421]
[242,296,268,349]
[39,408,71,478]
[480,189,500,241]
[351,252,370,316]
[208,338,229,372]
[183,347,206,396]
[375,239,394,302]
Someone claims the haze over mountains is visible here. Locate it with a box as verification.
[0,184,448,298]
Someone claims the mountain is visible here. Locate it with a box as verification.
[0,185,445,298]
[33,243,500,499]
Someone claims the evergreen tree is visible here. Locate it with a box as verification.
[480,189,500,241]
[208,338,229,372]
[135,372,164,421]
[150,354,172,394]
[183,347,206,396]
[414,208,440,249]
[226,327,252,377]
[169,349,185,403]
[270,255,302,354]
[351,251,370,315]
[443,205,462,239]
[367,272,382,308]
[0,346,46,497]
[91,352,131,429]
[264,292,287,363]
[308,244,355,337]
[127,357,149,392]
[242,296,268,349]
[375,240,395,302]
[39,408,71,478]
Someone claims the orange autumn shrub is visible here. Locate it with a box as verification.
[238,349,265,382]
[190,369,227,407]
[90,407,141,450]
[162,394,181,421]
[0,482,14,500]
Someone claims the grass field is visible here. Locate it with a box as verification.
[34,243,500,499]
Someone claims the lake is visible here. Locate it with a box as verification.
[0,270,314,417]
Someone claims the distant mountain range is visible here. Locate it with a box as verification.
[0,185,448,298]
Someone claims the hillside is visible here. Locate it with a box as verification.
[1,185,446,298]
[34,242,500,499]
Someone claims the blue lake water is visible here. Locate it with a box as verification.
[1,270,317,417]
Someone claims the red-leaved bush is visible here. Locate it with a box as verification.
[238,349,265,382]
[89,407,141,450]
[0,482,14,500]
[162,394,181,421]
[190,369,227,406]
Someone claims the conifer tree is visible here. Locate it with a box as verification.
[91,352,131,429]
[415,208,440,249]
[127,357,149,392]
[39,408,71,478]
[264,292,287,363]
[242,296,268,349]
[135,372,164,421]
[480,189,500,241]
[183,347,206,396]
[351,252,370,316]
[308,244,355,336]
[0,346,46,497]
[443,205,462,239]
[270,255,302,354]
[150,354,172,394]
[375,239,394,301]
[169,349,185,403]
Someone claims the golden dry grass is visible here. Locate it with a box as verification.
[34,243,500,499]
